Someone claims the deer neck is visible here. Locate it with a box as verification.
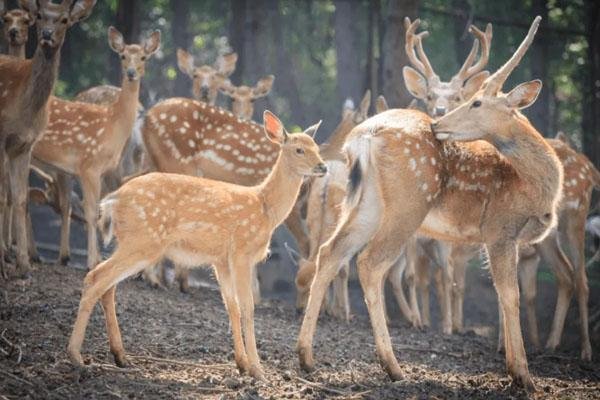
[8,44,26,59]
[108,76,140,150]
[256,151,304,228]
[21,46,60,119]
[320,115,355,159]
[490,116,562,201]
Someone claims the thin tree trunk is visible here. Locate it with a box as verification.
[170,0,191,97]
[451,0,471,66]
[111,0,140,84]
[529,0,550,136]
[229,0,247,83]
[334,0,363,106]
[381,0,420,108]
[366,0,381,108]
[582,0,600,166]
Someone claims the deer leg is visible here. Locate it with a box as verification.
[100,286,128,367]
[9,151,32,277]
[174,264,190,293]
[517,249,541,350]
[215,262,248,374]
[497,302,505,353]
[405,239,422,329]
[451,251,467,333]
[68,250,154,366]
[56,172,72,266]
[26,207,40,263]
[0,147,7,279]
[234,258,263,379]
[327,262,350,322]
[487,242,535,392]
[387,258,412,324]
[80,173,101,270]
[440,259,454,335]
[415,252,431,328]
[251,264,261,305]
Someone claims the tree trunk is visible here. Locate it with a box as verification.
[170,0,191,97]
[366,0,381,109]
[451,0,471,66]
[582,0,600,166]
[334,0,363,106]
[229,0,247,83]
[528,0,550,136]
[381,0,420,108]
[111,0,140,83]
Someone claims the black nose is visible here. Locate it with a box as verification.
[126,69,136,79]
[314,163,328,175]
[9,28,18,39]
[200,86,209,98]
[435,106,446,116]
[430,122,439,131]
[41,29,52,40]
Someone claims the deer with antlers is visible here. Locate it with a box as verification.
[176,49,238,105]
[218,75,275,120]
[1,1,33,59]
[404,17,598,359]
[297,17,556,391]
[68,111,326,380]
[0,0,96,279]
[32,27,160,270]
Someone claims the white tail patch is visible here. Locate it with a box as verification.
[98,195,118,246]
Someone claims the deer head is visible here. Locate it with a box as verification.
[1,1,34,49]
[403,17,492,117]
[263,110,326,177]
[19,0,95,58]
[433,17,542,144]
[177,49,238,104]
[108,26,161,82]
[220,75,275,120]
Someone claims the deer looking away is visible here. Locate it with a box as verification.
[0,0,96,279]
[68,111,326,380]
[1,1,33,59]
[405,17,598,360]
[32,27,160,269]
[219,75,275,120]
[176,48,238,104]
[297,17,556,391]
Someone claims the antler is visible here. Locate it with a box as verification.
[404,17,437,79]
[484,16,541,95]
[453,23,493,82]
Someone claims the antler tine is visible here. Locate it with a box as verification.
[453,39,479,81]
[454,23,492,82]
[404,17,436,79]
[484,16,541,94]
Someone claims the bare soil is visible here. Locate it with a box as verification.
[1,262,599,400]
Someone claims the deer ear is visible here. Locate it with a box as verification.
[69,0,96,26]
[218,79,236,96]
[107,26,125,54]
[20,0,37,20]
[263,110,287,144]
[217,52,238,77]
[304,120,322,139]
[375,95,389,114]
[462,71,489,101]
[177,49,195,77]
[357,89,371,120]
[403,66,428,100]
[251,75,274,99]
[506,79,542,109]
[143,30,161,56]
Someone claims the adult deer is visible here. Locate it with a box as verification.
[68,111,326,380]
[176,49,238,105]
[1,1,33,59]
[298,17,555,391]
[405,17,598,359]
[0,0,96,279]
[219,75,275,120]
[32,27,160,269]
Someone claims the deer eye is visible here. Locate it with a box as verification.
[61,17,68,24]
[121,54,126,60]
[427,95,433,101]
[141,55,147,61]
[296,148,305,155]
[454,96,460,102]
[472,100,482,108]
[37,13,42,20]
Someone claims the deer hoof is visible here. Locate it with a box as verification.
[59,255,70,266]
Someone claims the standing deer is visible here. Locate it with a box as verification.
[176,49,238,105]
[298,17,555,391]
[0,0,96,279]
[405,17,597,359]
[67,111,326,380]
[1,1,33,59]
[32,27,160,269]
[218,75,275,120]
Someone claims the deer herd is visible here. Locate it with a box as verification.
[1,0,598,393]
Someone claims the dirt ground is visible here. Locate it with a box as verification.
[1,261,599,400]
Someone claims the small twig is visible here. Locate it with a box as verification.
[295,376,349,396]
[534,354,573,361]
[0,369,34,387]
[130,355,232,370]
[90,363,141,374]
[555,386,600,395]
[196,386,235,394]
[0,329,23,364]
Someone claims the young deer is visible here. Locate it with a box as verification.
[405,17,598,359]
[176,48,238,104]
[32,27,160,269]
[67,111,326,380]
[298,17,555,391]
[0,0,96,279]
[219,75,275,120]
[1,1,33,59]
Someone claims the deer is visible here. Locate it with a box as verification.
[1,0,33,59]
[31,26,160,270]
[0,0,96,280]
[218,75,275,120]
[405,17,598,359]
[176,48,238,105]
[297,17,557,391]
[67,110,326,380]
